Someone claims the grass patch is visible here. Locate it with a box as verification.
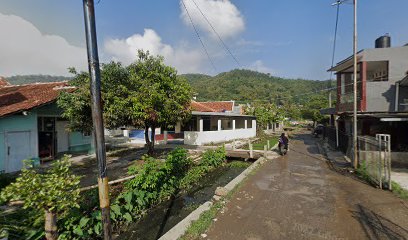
[179,201,223,240]
[244,136,278,151]
[391,181,408,200]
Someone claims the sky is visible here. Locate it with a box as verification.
[0,0,407,80]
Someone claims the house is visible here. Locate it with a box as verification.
[183,101,257,145]
[325,35,408,164]
[119,100,256,145]
[0,78,93,173]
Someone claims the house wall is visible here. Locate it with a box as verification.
[0,113,38,172]
[0,102,93,172]
[184,119,256,145]
[363,46,408,112]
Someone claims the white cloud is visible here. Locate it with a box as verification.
[249,60,275,75]
[104,29,207,74]
[180,0,245,39]
[0,13,86,76]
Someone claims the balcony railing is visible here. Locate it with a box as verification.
[340,92,361,104]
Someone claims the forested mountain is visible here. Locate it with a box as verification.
[6,75,71,85]
[5,70,334,106]
[182,69,334,105]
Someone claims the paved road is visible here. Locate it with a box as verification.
[206,133,408,240]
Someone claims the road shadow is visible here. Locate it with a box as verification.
[352,204,408,240]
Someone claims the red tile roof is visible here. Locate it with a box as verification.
[191,101,234,112]
[0,82,69,117]
[0,77,10,88]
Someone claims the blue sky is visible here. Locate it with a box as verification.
[1,0,407,80]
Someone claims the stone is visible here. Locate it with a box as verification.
[201,233,208,238]
[215,187,228,196]
[212,195,221,201]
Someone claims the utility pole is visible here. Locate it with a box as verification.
[82,0,112,239]
[329,0,344,108]
[353,0,359,168]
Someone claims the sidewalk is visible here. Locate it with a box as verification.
[317,138,408,191]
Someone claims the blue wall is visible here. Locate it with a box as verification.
[0,113,38,172]
[0,102,93,172]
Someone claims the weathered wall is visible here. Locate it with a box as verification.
[363,46,408,112]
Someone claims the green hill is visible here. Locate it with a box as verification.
[182,69,334,105]
[6,75,71,85]
[6,70,334,106]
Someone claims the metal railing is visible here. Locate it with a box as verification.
[357,134,391,189]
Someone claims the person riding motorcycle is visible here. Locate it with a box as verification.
[278,133,289,155]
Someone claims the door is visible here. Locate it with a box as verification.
[56,121,69,153]
[6,131,31,173]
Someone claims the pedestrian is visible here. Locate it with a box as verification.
[278,132,289,155]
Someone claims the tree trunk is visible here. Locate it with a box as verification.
[144,125,152,152]
[45,210,58,240]
[148,126,156,155]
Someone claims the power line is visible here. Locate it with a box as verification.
[180,0,216,71]
[189,0,242,68]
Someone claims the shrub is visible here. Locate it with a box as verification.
[1,155,80,240]
[200,146,226,168]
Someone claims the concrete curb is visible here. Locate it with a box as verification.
[158,201,213,240]
[224,156,268,191]
[159,153,279,240]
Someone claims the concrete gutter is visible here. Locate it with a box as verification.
[159,151,279,240]
[158,201,213,240]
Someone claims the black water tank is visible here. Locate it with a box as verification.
[375,34,391,48]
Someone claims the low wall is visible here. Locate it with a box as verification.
[184,128,256,145]
[358,150,408,168]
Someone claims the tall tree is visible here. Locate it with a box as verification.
[126,50,192,154]
[246,103,283,134]
[58,51,192,154]
[301,95,329,126]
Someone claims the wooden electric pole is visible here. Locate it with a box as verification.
[82,0,112,239]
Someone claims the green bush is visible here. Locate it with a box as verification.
[200,146,226,168]
[0,155,80,240]
[59,148,194,239]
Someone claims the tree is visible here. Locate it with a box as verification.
[0,156,80,240]
[58,51,192,154]
[246,103,283,134]
[126,50,192,154]
[301,95,329,126]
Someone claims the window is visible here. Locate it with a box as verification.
[366,61,388,82]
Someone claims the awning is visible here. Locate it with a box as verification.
[320,107,336,115]
[399,75,408,87]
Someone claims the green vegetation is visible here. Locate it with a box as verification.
[391,181,408,200]
[0,173,17,191]
[183,69,334,106]
[58,50,192,154]
[244,136,278,151]
[6,75,71,85]
[200,146,227,168]
[179,201,223,240]
[0,147,227,239]
[0,156,81,240]
[245,103,284,134]
[355,161,374,185]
